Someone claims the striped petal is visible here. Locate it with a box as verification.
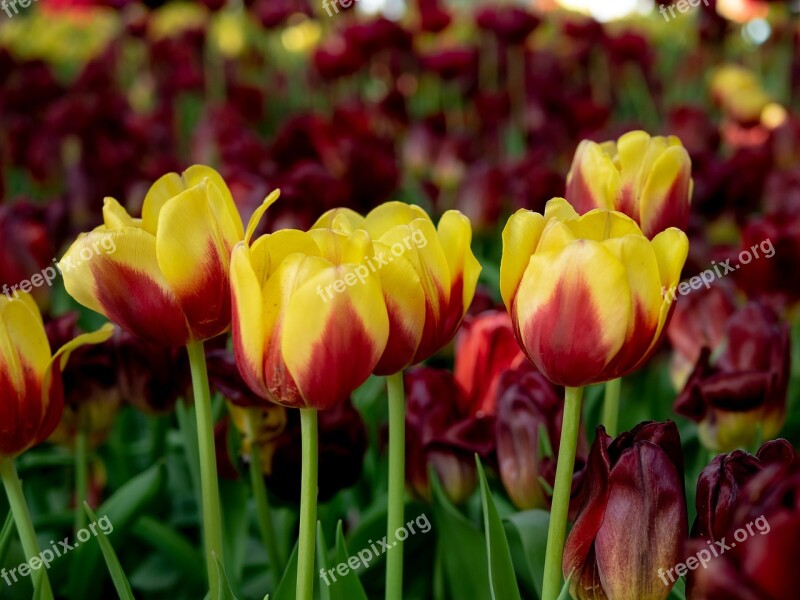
[60,229,190,346]
[514,241,631,387]
[639,145,692,237]
[565,141,621,214]
[499,209,546,311]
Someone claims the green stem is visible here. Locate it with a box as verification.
[249,436,285,575]
[385,372,406,600]
[602,378,621,437]
[74,410,89,533]
[296,408,319,600]
[0,459,54,600]
[187,341,225,599]
[542,386,584,600]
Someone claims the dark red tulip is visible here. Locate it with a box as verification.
[688,443,800,600]
[453,310,523,417]
[495,363,588,512]
[416,0,451,33]
[405,368,495,504]
[475,6,540,46]
[564,422,687,600]
[674,302,790,452]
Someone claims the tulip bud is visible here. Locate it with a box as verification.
[566,131,692,239]
[500,198,688,387]
[564,422,687,600]
[674,302,790,452]
[405,368,494,504]
[453,310,524,417]
[0,294,113,459]
[495,363,588,511]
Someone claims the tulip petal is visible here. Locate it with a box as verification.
[281,260,389,410]
[639,145,692,237]
[103,197,139,230]
[364,201,433,239]
[156,181,233,341]
[312,207,366,232]
[566,141,621,214]
[437,210,482,333]
[499,209,546,311]
[595,442,687,600]
[61,229,190,346]
[183,165,244,245]
[142,172,185,235]
[514,241,631,387]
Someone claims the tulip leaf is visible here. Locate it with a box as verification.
[316,523,332,600]
[272,540,299,600]
[213,552,239,600]
[0,509,15,567]
[130,516,206,589]
[557,573,572,600]
[476,457,522,600]
[83,502,135,600]
[504,509,550,599]
[332,521,369,600]
[430,469,491,599]
[67,462,166,600]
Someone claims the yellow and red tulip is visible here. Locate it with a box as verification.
[565,130,692,239]
[0,293,113,460]
[59,165,276,347]
[230,226,390,410]
[500,198,688,388]
[313,201,482,373]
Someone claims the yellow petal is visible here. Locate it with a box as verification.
[0,293,51,393]
[142,172,185,235]
[312,207,366,232]
[499,209,546,310]
[364,201,432,239]
[245,189,281,246]
[436,210,481,336]
[103,197,139,230]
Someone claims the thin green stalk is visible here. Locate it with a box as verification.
[248,436,284,575]
[602,378,621,437]
[297,408,319,600]
[542,386,584,600]
[385,372,406,600]
[0,459,54,600]
[74,410,89,532]
[186,341,225,599]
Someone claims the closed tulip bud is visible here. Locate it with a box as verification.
[314,202,481,373]
[564,422,687,600]
[566,131,692,239]
[673,302,790,452]
[689,443,799,600]
[231,226,389,410]
[454,310,524,417]
[59,166,276,347]
[500,198,688,387]
[0,294,113,459]
[495,363,588,511]
[405,368,495,504]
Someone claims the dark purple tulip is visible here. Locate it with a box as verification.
[475,5,540,46]
[564,422,687,600]
[674,302,790,452]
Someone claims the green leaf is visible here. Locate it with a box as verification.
[504,509,550,599]
[130,516,206,589]
[331,522,369,600]
[68,462,166,600]
[213,552,239,600]
[272,541,299,600]
[557,573,572,600]
[316,523,332,600]
[0,509,15,567]
[83,502,135,600]
[429,469,491,599]
[476,457,522,600]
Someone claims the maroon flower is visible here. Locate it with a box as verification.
[475,6,540,46]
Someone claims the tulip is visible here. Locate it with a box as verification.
[495,363,588,512]
[0,293,112,600]
[673,301,790,452]
[453,309,524,417]
[565,131,693,239]
[405,368,494,505]
[501,198,689,388]
[710,65,771,125]
[563,422,688,600]
[689,443,799,599]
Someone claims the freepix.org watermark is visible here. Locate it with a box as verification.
[315,229,428,304]
[658,0,711,22]
[658,514,770,586]
[2,515,114,587]
[321,0,360,17]
[661,238,774,304]
[1,0,38,19]
[2,237,117,301]
[319,513,432,586]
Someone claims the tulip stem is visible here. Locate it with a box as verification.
[542,386,584,600]
[297,408,319,600]
[385,371,406,600]
[602,378,621,437]
[249,439,285,575]
[74,409,89,532]
[187,341,225,600]
[0,459,54,600]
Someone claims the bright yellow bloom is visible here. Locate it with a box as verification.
[230,225,390,411]
[710,65,771,124]
[566,131,692,239]
[59,166,276,347]
[0,293,112,459]
[313,202,481,374]
[500,198,688,387]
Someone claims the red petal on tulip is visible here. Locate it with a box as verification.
[641,175,691,238]
[34,364,64,447]
[93,261,189,347]
[176,239,232,341]
[604,299,659,380]
[0,363,44,458]
[374,299,419,376]
[263,321,304,409]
